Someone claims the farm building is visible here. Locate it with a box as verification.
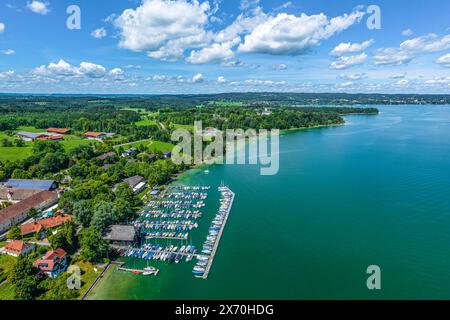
[2,179,58,191]
[47,128,71,134]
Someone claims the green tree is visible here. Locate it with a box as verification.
[80,227,108,262]
[8,257,39,300]
[90,201,118,231]
[73,200,92,227]
[7,225,22,240]
[27,208,40,220]
[41,273,79,300]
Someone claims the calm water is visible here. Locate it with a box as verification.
[91,105,450,300]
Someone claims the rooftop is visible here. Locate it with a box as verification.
[0,187,42,201]
[103,225,137,242]
[123,175,145,188]
[0,191,58,225]
[2,179,57,191]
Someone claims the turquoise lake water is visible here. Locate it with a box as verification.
[91,105,450,300]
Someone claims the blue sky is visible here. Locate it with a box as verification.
[0,0,449,94]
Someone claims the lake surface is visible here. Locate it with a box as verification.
[90,105,450,300]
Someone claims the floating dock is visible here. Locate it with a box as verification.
[200,186,235,279]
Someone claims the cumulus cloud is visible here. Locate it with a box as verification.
[114,0,211,61]
[27,1,50,15]
[373,48,414,66]
[91,27,107,39]
[32,59,114,79]
[374,33,450,66]
[0,71,15,78]
[329,53,367,69]
[402,29,414,36]
[395,79,409,86]
[330,39,373,56]
[0,22,5,33]
[400,34,450,52]
[425,77,450,85]
[238,10,365,55]
[336,81,354,89]
[217,76,227,83]
[192,73,204,83]
[0,49,15,55]
[436,53,450,67]
[186,40,237,64]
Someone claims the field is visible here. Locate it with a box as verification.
[0,127,97,162]
[115,139,174,153]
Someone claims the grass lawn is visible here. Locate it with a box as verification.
[135,119,158,127]
[0,281,15,300]
[0,146,33,161]
[17,126,47,133]
[115,140,174,153]
[75,261,103,299]
[0,254,17,300]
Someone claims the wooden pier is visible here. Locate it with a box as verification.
[200,186,235,279]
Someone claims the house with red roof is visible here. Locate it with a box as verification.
[47,128,71,135]
[2,240,35,257]
[33,248,68,279]
[21,215,72,236]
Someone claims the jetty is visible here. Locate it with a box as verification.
[198,186,235,279]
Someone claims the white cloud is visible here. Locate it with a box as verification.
[0,23,5,33]
[336,81,354,89]
[373,34,450,66]
[272,63,288,70]
[425,77,450,85]
[91,27,107,39]
[436,53,450,67]
[400,34,450,52]
[0,71,15,78]
[402,29,414,36]
[244,79,287,86]
[114,0,211,61]
[32,59,112,78]
[192,73,204,83]
[27,1,50,15]
[330,39,373,56]
[373,48,414,66]
[186,40,237,64]
[396,79,409,86]
[217,76,227,83]
[0,49,15,55]
[338,73,366,81]
[329,53,367,70]
[109,68,124,77]
[389,72,407,79]
[238,10,365,55]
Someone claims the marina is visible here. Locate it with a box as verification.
[121,184,235,278]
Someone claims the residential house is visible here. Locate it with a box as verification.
[2,240,35,257]
[102,225,139,249]
[123,175,146,193]
[163,151,172,159]
[33,248,68,279]
[0,191,58,234]
[96,151,117,162]
[121,147,137,158]
[21,215,72,236]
